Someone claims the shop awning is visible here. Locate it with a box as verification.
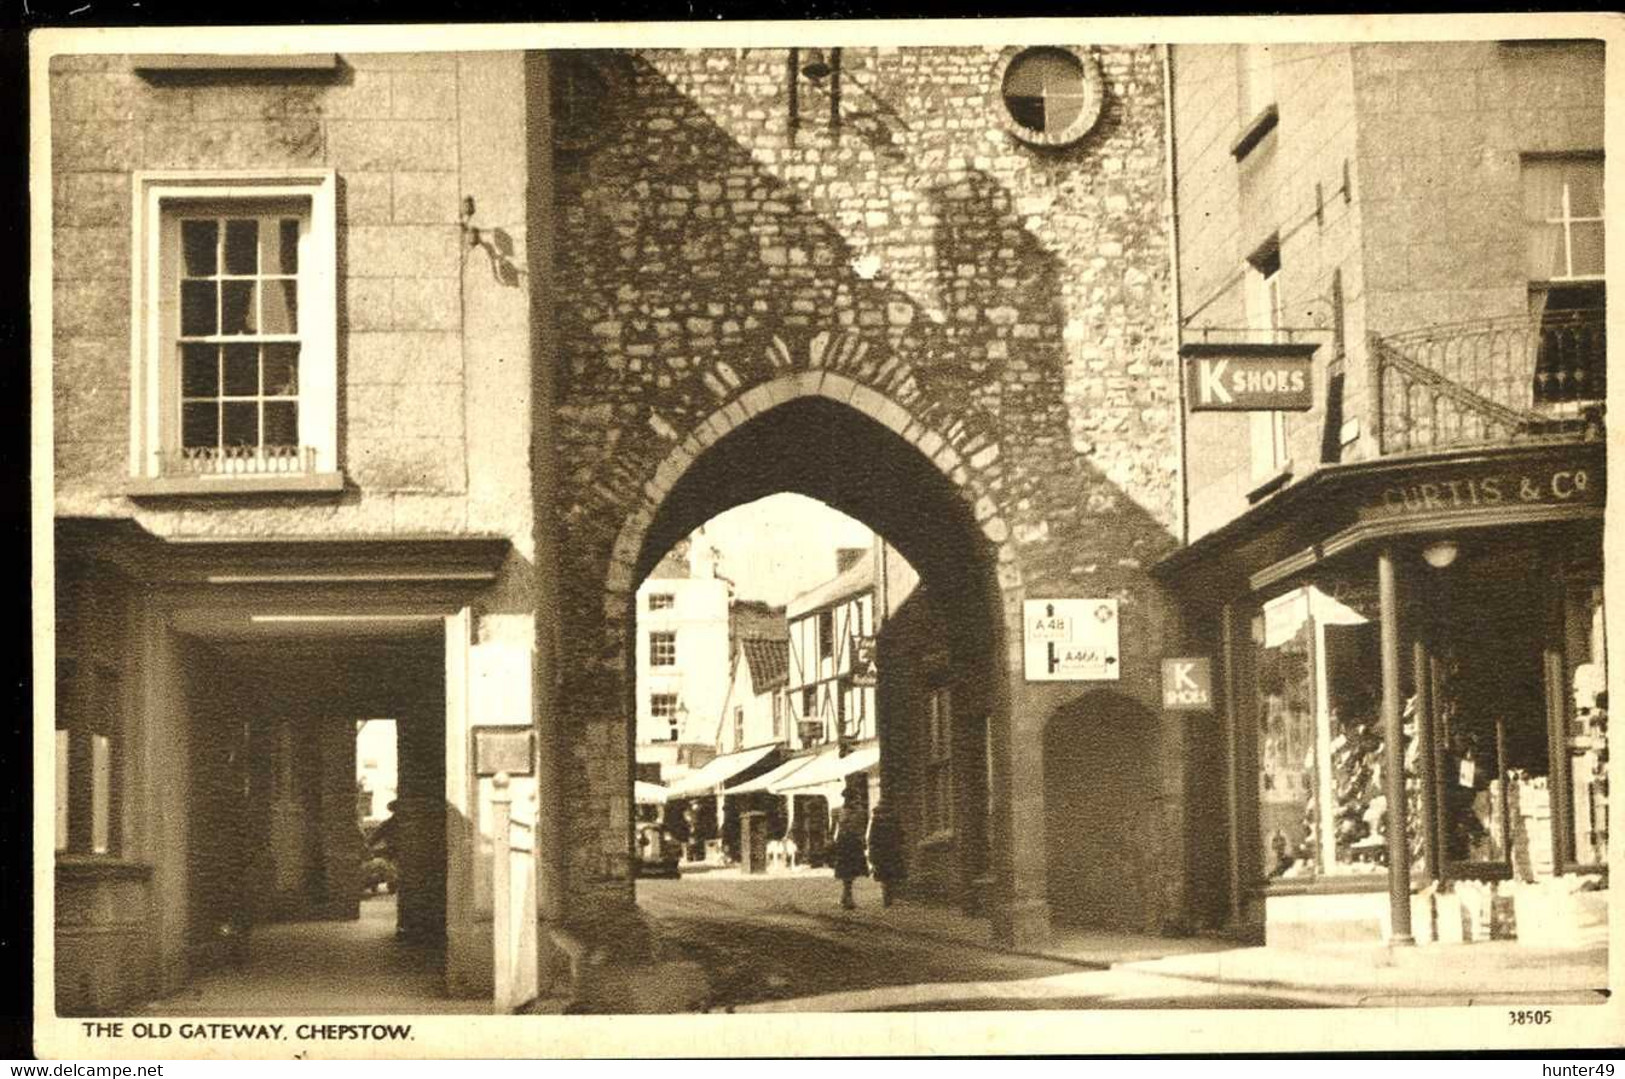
[634,780,669,805]
[775,744,880,793]
[723,754,816,795]
[664,743,780,798]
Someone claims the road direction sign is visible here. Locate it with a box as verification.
[1023,599,1120,681]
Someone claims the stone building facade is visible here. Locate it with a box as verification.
[48,50,544,1009]
[550,44,1188,946]
[1163,41,1608,946]
[46,40,1193,1013]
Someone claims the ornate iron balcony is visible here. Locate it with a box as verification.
[1373,308,1606,455]
[165,444,319,476]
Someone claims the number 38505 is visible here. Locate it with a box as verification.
[1508,1009,1554,1026]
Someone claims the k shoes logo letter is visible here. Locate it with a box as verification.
[1199,359,1232,405]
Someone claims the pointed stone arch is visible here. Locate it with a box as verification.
[602,338,1021,658]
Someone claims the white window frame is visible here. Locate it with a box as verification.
[129,170,340,494]
[649,631,677,667]
[1524,157,1605,284]
[650,692,679,741]
[648,593,676,611]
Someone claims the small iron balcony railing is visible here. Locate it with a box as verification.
[1374,308,1606,455]
[165,444,319,476]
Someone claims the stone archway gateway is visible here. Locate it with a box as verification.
[533,321,1190,986]
[522,46,1191,994]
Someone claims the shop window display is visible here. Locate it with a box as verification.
[1561,566,1608,870]
[1427,547,1553,878]
[1256,582,1415,879]
[1254,538,1609,891]
[1254,581,1397,877]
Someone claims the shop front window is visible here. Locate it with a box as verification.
[1256,581,1402,879]
[1426,546,1552,877]
[1560,554,1608,869]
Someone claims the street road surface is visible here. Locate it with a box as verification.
[636,873,1325,1012]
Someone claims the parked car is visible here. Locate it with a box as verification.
[635,822,682,879]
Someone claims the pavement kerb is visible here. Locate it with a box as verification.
[788,902,1610,1004]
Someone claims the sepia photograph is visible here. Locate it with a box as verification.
[27,13,1620,1058]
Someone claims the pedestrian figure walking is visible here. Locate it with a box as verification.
[866,798,905,907]
[831,802,869,910]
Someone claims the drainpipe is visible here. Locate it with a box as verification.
[1159,39,1196,937]
[1161,42,1190,548]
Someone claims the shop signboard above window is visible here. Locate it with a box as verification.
[1182,341,1318,412]
[1358,455,1605,523]
[1023,599,1119,681]
[849,636,879,687]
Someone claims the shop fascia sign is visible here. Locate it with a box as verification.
[1182,340,1318,412]
[849,636,878,687]
[1023,599,1119,681]
[1360,455,1605,521]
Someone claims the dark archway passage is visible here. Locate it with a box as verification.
[635,396,999,610]
[624,393,1008,906]
[152,635,454,1015]
[632,395,1007,766]
[609,392,1027,1006]
[1042,692,1162,932]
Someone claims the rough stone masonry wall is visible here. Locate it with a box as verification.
[551,46,1183,923]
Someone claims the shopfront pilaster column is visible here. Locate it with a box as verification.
[1378,547,1414,945]
[1221,603,1243,927]
[1412,637,1439,882]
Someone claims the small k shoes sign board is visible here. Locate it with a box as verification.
[1161,657,1213,711]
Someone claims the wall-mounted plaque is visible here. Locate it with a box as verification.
[474,727,535,778]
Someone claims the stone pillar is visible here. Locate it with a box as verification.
[318,718,361,920]
[443,606,482,995]
[989,667,1052,947]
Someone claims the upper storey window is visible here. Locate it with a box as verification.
[177,216,303,464]
[1523,157,1605,405]
[1525,157,1604,283]
[129,171,340,495]
[1231,44,1279,160]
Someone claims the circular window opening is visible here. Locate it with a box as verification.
[998,46,1103,148]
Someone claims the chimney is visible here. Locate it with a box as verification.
[835,547,867,574]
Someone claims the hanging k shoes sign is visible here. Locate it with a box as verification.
[1182,341,1318,412]
[1023,599,1119,681]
